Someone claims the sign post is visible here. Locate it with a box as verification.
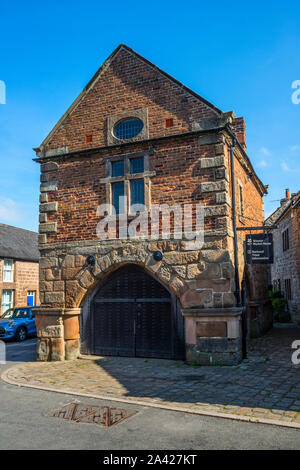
[245,233,274,264]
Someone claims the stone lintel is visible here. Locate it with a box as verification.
[181,307,243,317]
[100,170,156,184]
[33,308,82,316]
[103,149,154,163]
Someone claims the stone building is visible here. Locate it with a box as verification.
[0,224,39,313]
[265,189,300,324]
[33,44,268,364]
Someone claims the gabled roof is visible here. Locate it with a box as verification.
[264,190,300,226]
[264,200,291,226]
[0,224,39,262]
[36,44,223,152]
[292,192,300,209]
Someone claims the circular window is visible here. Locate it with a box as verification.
[114,118,144,140]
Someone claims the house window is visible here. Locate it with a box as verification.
[27,291,36,307]
[112,160,125,177]
[284,279,292,300]
[113,118,144,140]
[130,179,145,206]
[282,228,289,251]
[112,182,125,214]
[130,157,144,174]
[102,153,153,216]
[3,259,14,282]
[238,183,245,222]
[1,289,14,314]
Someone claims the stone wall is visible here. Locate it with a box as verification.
[0,259,39,314]
[36,234,243,364]
[270,203,300,324]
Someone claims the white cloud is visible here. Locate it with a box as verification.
[281,161,291,172]
[260,147,271,156]
[258,159,268,168]
[289,145,300,152]
[0,198,24,224]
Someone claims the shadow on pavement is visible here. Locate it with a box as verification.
[4,338,37,363]
[91,326,300,412]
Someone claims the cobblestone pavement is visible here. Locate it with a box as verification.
[3,326,300,427]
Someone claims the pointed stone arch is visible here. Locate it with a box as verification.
[65,244,188,310]
[80,263,185,359]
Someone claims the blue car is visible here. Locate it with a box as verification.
[0,306,39,341]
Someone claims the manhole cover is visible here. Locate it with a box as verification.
[48,402,137,427]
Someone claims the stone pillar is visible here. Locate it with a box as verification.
[183,307,243,365]
[63,309,81,360]
[34,308,81,361]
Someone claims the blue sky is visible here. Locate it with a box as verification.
[0,1,300,231]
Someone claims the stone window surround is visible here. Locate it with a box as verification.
[237,179,245,224]
[1,288,14,314]
[100,150,156,216]
[3,259,14,283]
[282,227,289,252]
[107,108,149,146]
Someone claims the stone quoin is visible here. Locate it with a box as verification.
[33,44,270,364]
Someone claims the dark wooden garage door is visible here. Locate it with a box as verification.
[91,265,184,359]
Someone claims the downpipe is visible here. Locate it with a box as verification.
[227,128,247,358]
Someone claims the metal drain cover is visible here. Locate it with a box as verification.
[48,402,137,427]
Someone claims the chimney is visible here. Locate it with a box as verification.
[280,188,291,206]
[231,117,246,150]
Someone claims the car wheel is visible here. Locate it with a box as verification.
[16,327,27,342]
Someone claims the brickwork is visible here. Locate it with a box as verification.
[34,45,267,363]
[230,145,272,336]
[0,259,39,314]
[41,46,220,155]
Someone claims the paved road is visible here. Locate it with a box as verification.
[0,339,300,450]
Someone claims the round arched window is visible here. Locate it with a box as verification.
[113,118,144,140]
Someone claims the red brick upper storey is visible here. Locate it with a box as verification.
[37,45,223,154]
[36,45,267,244]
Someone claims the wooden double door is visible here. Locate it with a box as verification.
[90,265,184,359]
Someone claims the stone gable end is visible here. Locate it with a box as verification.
[44,46,221,154]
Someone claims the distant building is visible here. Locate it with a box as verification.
[265,189,300,325]
[0,224,39,314]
